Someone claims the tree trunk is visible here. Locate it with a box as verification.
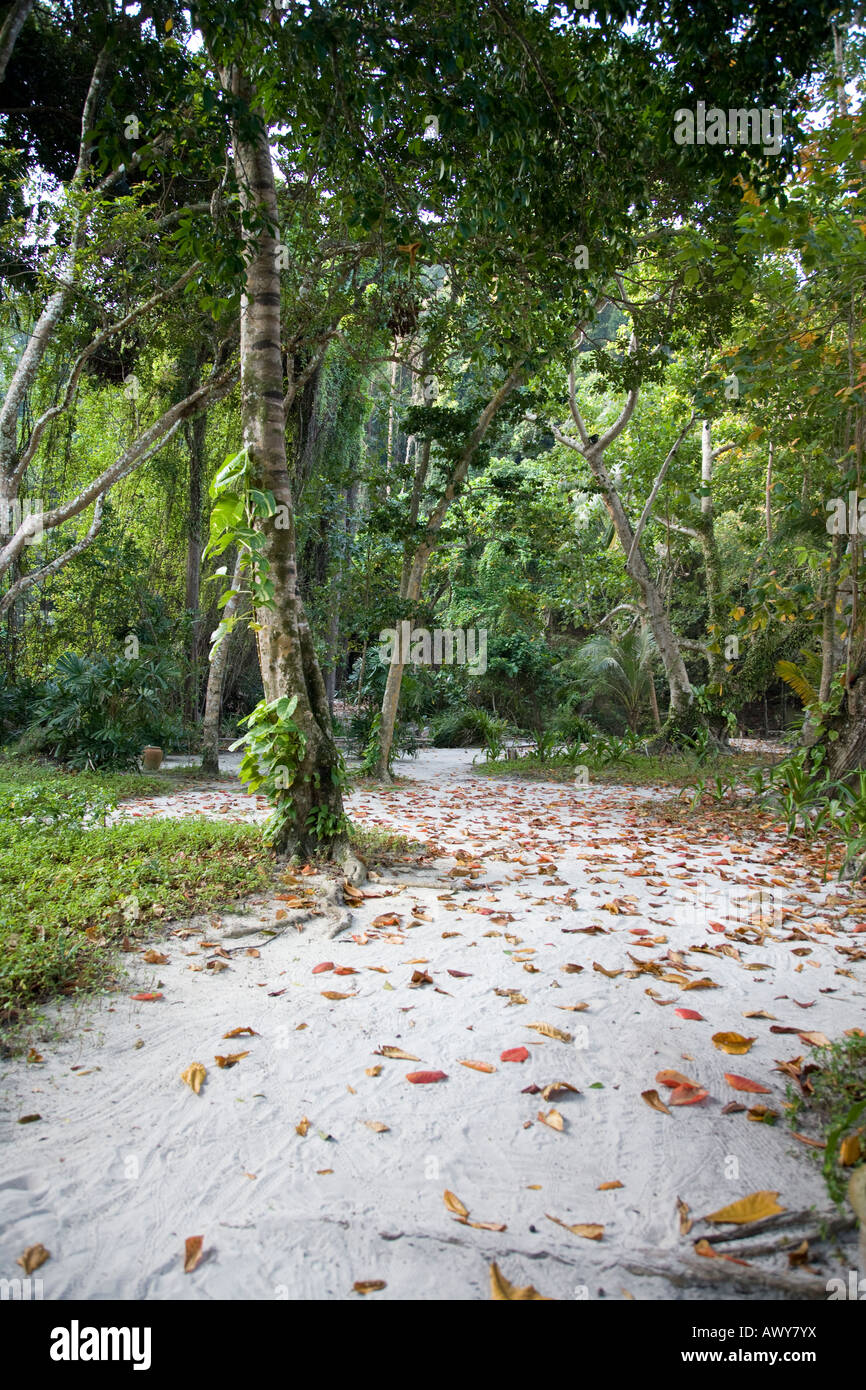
[184,395,206,725]
[586,444,695,727]
[225,64,348,861]
[201,552,243,776]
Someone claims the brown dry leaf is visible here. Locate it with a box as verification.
[677,1196,693,1235]
[703,1191,786,1224]
[141,949,169,965]
[444,1189,470,1218]
[744,1010,777,1020]
[181,1062,206,1094]
[464,1219,508,1232]
[459,1059,496,1073]
[526,1022,572,1043]
[183,1235,204,1274]
[223,1026,258,1038]
[245,947,260,958]
[541,1081,580,1101]
[206,958,230,972]
[17,1243,49,1275]
[787,1240,811,1268]
[375,1046,420,1061]
[561,963,584,974]
[641,1088,671,1116]
[366,1065,383,1077]
[537,1108,564,1131]
[353,1279,386,1294]
[364,1121,389,1133]
[214,1051,249,1068]
[296,1116,311,1136]
[489,1262,552,1301]
[711,1032,756,1055]
[26,1048,43,1064]
[546,1214,604,1240]
[598,1180,624,1191]
[593,962,622,978]
[798,1030,832,1047]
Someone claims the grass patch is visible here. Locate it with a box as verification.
[786,1034,866,1204]
[474,750,769,789]
[349,821,428,861]
[0,816,267,1031]
[0,751,166,802]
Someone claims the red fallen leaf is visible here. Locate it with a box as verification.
[406,1070,448,1084]
[675,1008,705,1021]
[447,969,472,978]
[708,922,726,933]
[521,1083,541,1094]
[668,1085,709,1105]
[312,962,335,974]
[333,967,358,976]
[724,1073,772,1094]
[130,992,163,1002]
[501,1047,530,1063]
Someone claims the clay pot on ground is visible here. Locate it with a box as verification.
[141,746,164,771]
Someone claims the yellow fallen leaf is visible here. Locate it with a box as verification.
[444,1189,469,1218]
[489,1262,552,1300]
[546,1214,604,1239]
[296,1116,311,1136]
[365,1120,389,1133]
[366,1065,383,1077]
[537,1108,564,1131]
[711,1032,756,1055]
[526,1022,572,1043]
[703,1191,785,1224]
[840,1134,862,1166]
[181,1062,206,1094]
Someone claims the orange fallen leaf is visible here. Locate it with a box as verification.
[17,1243,49,1275]
[724,1073,771,1093]
[184,1235,204,1273]
[406,1070,447,1084]
[223,1026,258,1039]
[214,1052,249,1068]
[712,1032,756,1055]
[459,1059,496,1073]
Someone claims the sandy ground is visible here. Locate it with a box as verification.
[1,747,864,1301]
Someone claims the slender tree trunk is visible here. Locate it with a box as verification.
[224,63,348,860]
[696,421,727,688]
[0,0,33,84]
[184,398,206,724]
[585,443,695,726]
[201,552,243,776]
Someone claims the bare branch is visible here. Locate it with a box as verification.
[625,413,697,570]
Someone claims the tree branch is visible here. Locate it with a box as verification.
[0,494,105,618]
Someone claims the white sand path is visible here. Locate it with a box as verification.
[1,748,864,1300]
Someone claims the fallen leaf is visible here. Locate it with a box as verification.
[459,1059,496,1073]
[674,1008,705,1021]
[366,1065,383,1077]
[365,1120,389,1133]
[703,1191,785,1224]
[656,1068,700,1089]
[711,1032,756,1055]
[541,1081,580,1101]
[501,1046,530,1063]
[406,1070,447,1084]
[526,1022,572,1043]
[677,1196,693,1234]
[223,1026,258,1038]
[183,1235,204,1273]
[17,1243,49,1275]
[669,1085,709,1105]
[130,992,163,1001]
[489,1262,552,1300]
[598,1180,624,1191]
[181,1062,206,1094]
[141,950,168,965]
[353,1280,386,1294]
[537,1108,564,1131]
[642,1089,671,1115]
[546,1214,603,1239]
[444,1190,470,1217]
[724,1073,771,1093]
[375,1046,419,1061]
[214,1051,249,1068]
[312,962,335,973]
[296,1117,311,1136]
